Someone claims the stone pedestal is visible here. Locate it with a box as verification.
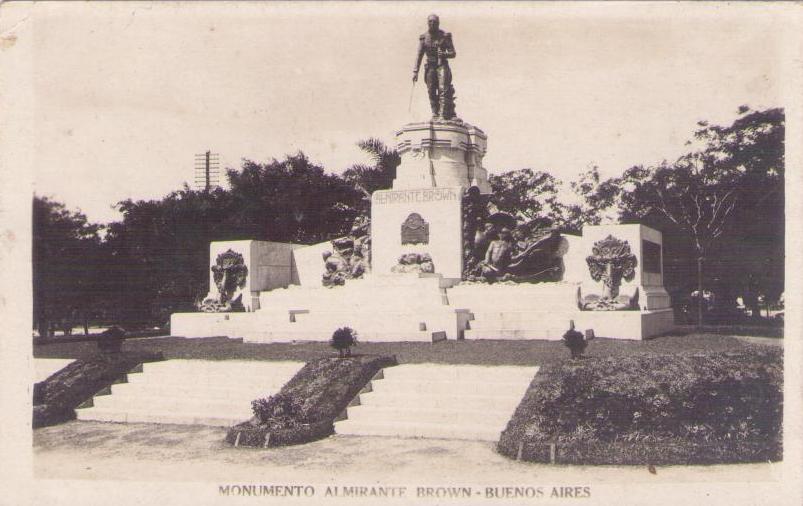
[206,240,298,311]
[371,187,463,279]
[579,224,671,311]
[393,120,491,193]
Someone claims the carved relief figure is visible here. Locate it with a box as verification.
[462,186,492,276]
[391,252,435,274]
[581,235,639,311]
[462,198,566,283]
[478,228,514,281]
[199,249,248,312]
[507,225,564,281]
[321,216,372,287]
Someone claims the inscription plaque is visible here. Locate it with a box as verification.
[642,240,662,274]
[401,213,430,245]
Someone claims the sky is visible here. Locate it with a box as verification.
[27,2,787,225]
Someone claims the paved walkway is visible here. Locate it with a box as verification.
[33,421,782,483]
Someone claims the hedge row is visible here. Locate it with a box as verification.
[33,350,164,428]
[226,354,397,447]
[498,347,783,465]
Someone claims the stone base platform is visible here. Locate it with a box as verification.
[171,274,471,343]
[465,308,675,341]
[172,277,673,342]
[453,283,675,341]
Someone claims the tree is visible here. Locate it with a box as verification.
[100,151,371,325]
[103,186,234,325]
[565,165,623,230]
[342,138,401,211]
[489,169,568,227]
[33,196,104,336]
[612,107,784,324]
[226,152,364,243]
[330,327,357,358]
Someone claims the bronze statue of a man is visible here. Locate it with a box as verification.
[413,14,457,120]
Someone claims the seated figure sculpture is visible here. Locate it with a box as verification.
[465,219,565,283]
[477,228,514,282]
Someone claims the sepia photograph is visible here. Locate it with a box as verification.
[1,2,801,505]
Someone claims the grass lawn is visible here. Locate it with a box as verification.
[34,333,758,367]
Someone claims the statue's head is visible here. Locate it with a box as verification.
[499,228,512,241]
[427,14,440,32]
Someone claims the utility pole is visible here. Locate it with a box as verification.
[194,151,220,191]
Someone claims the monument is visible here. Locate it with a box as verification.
[171,15,674,342]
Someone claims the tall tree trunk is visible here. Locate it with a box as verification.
[697,256,704,329]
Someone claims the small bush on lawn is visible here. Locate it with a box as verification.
[330,327,357,357]
[227,354,397,447]
[562,323,586,360]
[98,326,127,353]
[251,393,309,429]
[498,347,782,465]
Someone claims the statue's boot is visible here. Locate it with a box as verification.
[429,97,441,120]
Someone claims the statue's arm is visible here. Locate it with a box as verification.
[441,33,456,59]
[413,35,425,77]
[484,242,495,263]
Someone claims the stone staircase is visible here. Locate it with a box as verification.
[448,282,581,340]
[334,364,537,442]
[76,359,303,427]
[174,274,469,342]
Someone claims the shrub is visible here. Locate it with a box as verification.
[498,347,783,464]
[562,323,586,359]
[330,327,357,358]
[251,393,308,428]
[97,325,126,353]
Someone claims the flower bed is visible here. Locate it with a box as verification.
[226,354,397,448]
[33,350,164,428]
[498,347,782,465]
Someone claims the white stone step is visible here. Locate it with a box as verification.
[109,381,284,400]
[91,392,256,414]
[463,328,564,340]
[369,377,531,397]
[335,419,502,442]
[381,364,536,382]
[446,282,580,310]
[244,330,434,343]
[76,359,303,427]
[76,406,245,427]
[469,311,576,327]
[344,405,512,426]
[357,392,522,411]
[260,282,445,310]
[335,364,536,441]
[140,360,302,374]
